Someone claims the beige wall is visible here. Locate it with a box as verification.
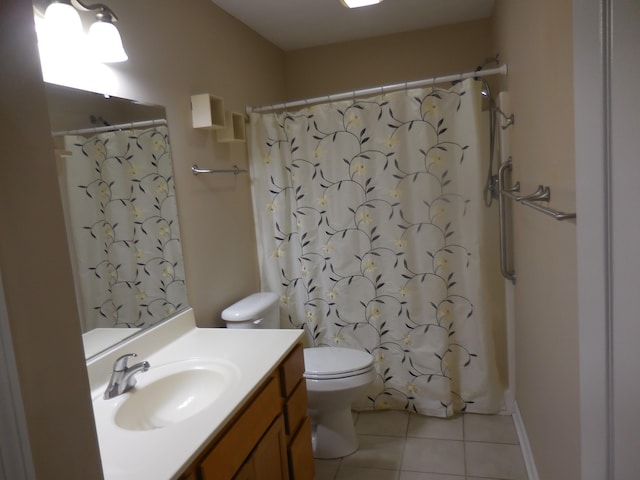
[102,0,287,327]
[285,19,494,100]
[493,1,580,479]
[1,0,285,476]
[0,0,102,477]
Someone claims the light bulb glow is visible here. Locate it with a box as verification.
[43,2,83,46]
[339,0,383,8]
[89,20,128,63]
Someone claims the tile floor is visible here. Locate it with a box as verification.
[314,411,528,480]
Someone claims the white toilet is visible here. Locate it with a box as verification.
[222,292,375,459]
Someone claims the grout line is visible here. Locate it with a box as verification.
[317,412,525,480]
[464,438,521,445]
[462,413,468,477]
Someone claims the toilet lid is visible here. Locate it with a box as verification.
[304,347,374,380]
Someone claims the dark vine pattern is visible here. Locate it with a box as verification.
[252,80,497,416]
[65,126,187,332]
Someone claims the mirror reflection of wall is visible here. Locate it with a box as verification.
[45,83,189,358]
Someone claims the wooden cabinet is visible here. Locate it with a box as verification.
[179,342,314,480]
[237,415,289,480]
[280,345,314,480]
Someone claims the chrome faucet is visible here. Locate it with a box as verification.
[103,353,150,399]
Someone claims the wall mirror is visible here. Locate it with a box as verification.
[44,83,189,359]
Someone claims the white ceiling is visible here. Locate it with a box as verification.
[210,0,495,51]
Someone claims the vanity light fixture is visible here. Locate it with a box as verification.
[87,9,128,63]
[43,0,128,63]
[339,0,384,8]
[43,0,83,46]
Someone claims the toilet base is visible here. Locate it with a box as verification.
[309,407,359,459]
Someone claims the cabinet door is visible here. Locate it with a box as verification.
[200,376,282,480]
[232,459,254,480]
[178,472,198,480]
[253,415,289,480]
[288,417,314,480]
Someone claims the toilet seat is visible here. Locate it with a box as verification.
[304,347,374,380]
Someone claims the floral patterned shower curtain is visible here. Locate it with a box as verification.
[249,79,504,416]
[60,126,187,332]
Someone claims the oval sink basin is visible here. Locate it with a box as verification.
[115,360,239,431]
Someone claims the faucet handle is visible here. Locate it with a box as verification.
[112,353,137,371]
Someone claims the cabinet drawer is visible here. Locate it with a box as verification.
[200,375,282,480]
[288,417,314,480]
[280,344,305,398]
[284,380,308,437]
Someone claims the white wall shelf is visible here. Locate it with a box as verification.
[191,93,226,129]
[216,111,246,143]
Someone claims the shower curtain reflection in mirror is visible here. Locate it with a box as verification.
[58,126,187,333]
[249,78,505,417]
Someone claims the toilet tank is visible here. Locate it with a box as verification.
[221,292,280,329]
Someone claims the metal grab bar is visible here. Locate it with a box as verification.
[192,164,248,175]
[499,163,576,221]
[520,199,576,220]
[514,185,550,202]
[501,184,550,202]
[496,159,577,284]
[498,160,516,284]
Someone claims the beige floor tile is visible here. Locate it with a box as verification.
[314,458,341,480]
[463,414,519,444]
[466,477,503,480]
[407,414,463,440]
[341,434,406,470]
[401,438,465,476]
[399,471,466,480]
[356,410,410,437]
[336,466,400,480]
[465,442,527,480]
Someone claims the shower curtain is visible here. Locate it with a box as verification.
[60,126,187,332]
[249,79,503,416]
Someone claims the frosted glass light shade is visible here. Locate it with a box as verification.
[339,0,383,8]
[43,2,83,45]
[89,20,128,63]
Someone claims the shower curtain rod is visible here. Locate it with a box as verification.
[52,118,167,137]
[247,64,507,114]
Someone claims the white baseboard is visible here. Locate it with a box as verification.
[512,401,539,480]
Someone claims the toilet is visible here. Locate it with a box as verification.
[222,292,375,459]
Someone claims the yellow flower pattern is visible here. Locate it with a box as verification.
[250,80,498,416]
[353,162,366,176]
[358,211,373,225]
[70,125,187,330]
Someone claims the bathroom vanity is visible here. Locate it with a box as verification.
[180,343,313,480]
[87,308,314,480]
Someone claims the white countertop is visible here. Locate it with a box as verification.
[83,328,141,358]
[87,308,303,480]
